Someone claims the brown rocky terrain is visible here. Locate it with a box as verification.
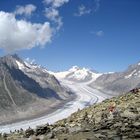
[0,88,140,140]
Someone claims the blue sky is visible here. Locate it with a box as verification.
[0,0,140,72]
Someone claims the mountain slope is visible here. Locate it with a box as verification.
[0,55,73,124]
[90,61,140,95]
[15,55,71,99]
[4,88,140,140]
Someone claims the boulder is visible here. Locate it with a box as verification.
[24,128,34,138]
[35,124,50,136]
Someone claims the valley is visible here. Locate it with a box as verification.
[0,78,109,133]
[0,1,139,139]
[0,54,140,138]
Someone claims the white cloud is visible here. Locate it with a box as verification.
[91,30,104,37]
[75,0,101,17]
[75,5,91,16]
[96,30,104,37]
[45,8,63,30]
[43,0,69,30]
[25,57,35,64]
[45,8,59,19]
[94,0,100,12]
[15,4,36,16]
[0,11,53,52]
[44,0,69,8]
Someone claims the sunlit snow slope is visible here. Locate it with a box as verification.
[50,66,102,82]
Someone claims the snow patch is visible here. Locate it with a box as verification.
[68,68,89,80]
[15,60,25,70]
[125,70,137,79]
[92,73,102,80]
[68,66,80,72]
[49,71,70,79]
[104,72,115,74]
[16,60,47,75]
[24,61,40,69]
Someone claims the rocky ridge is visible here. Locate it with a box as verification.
[1,88,140,140]
[91,61,140,95]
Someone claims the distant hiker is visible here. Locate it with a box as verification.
[109,102,116,113]
[108,102,116,118]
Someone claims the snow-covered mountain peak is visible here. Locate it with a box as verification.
[51,66,102,82]
[68,66,90,72]
[69,66,80,72]
[124,62,140,79]
[15,60,25,70]
[1,54,40,71]
[67,66,91,80]
[15,59,40,71]
[138,62,140,66]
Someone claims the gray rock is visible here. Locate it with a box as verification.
[24,128,34,138]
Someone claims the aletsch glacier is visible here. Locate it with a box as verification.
[1,55,140,133]
[0,56,109,133]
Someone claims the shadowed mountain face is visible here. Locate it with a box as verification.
[0,55,72,123]
[90,62,140,95]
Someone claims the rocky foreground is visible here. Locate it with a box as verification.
[0,88,140,140]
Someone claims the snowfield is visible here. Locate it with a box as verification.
[49,66,102,82]
[0,79,110,133]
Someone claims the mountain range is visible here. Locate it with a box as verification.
[0,54,73,124]
[1,54,140,125]
[51,61,140,96]
[90,61,140,95]
[50,66,102,82]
